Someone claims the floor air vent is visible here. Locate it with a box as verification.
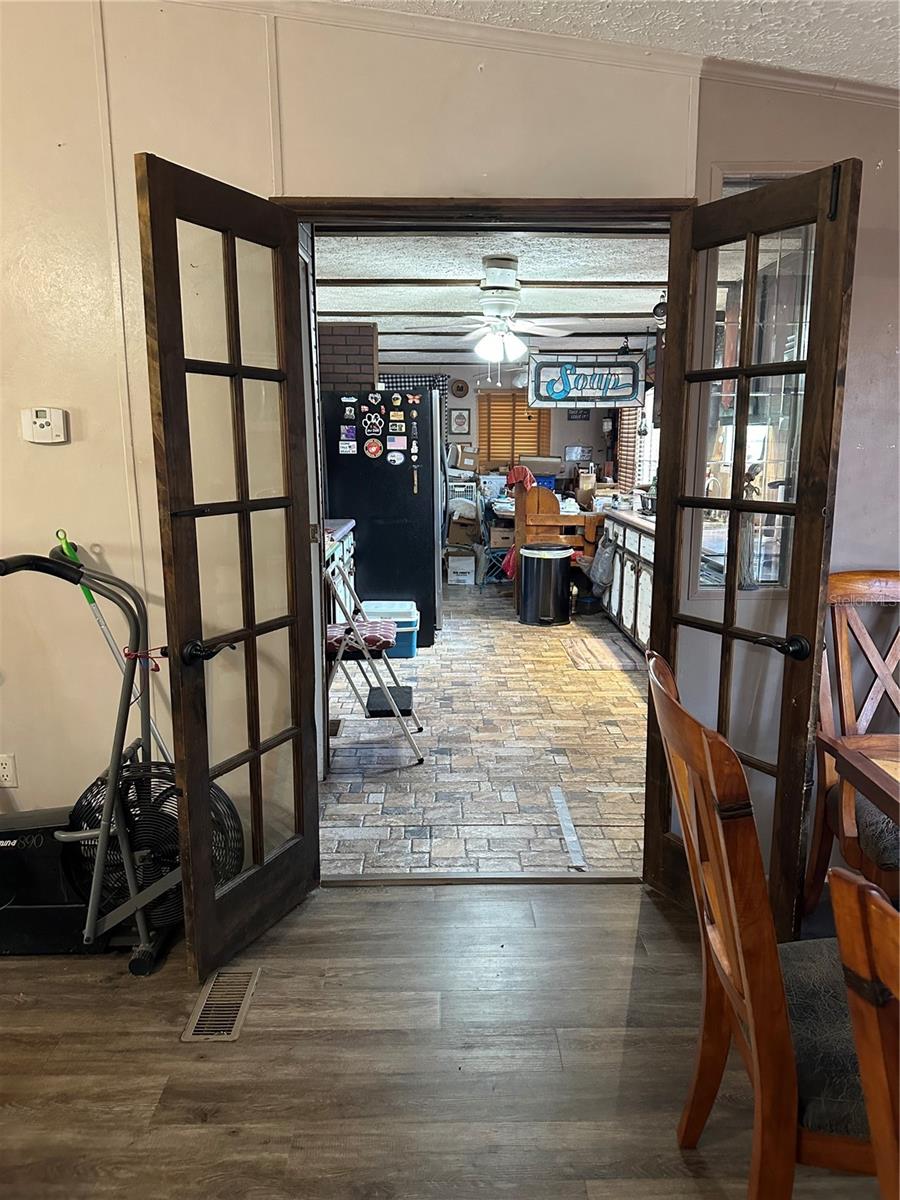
[181,968,260,1042]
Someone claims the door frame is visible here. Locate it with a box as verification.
[274,194,693,887]
[644,162,862,937]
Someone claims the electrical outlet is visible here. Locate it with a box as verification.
[0,755,18,788]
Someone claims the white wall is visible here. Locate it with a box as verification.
[0,0,701,810]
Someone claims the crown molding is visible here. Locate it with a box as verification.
[701,56,899,109]
[180,0,703,77]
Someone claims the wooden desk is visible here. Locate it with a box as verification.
[817,731,900,826]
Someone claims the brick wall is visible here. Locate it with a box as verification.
[317,322,378,392]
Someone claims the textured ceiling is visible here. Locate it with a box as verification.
[316,233,671,281]
[334,0,900,87]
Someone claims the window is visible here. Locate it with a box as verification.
[477,389,551,468]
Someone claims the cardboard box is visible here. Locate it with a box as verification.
[447,552,476,585]
[490,526,515,549]
[448,516,479,547]
[456,447,478,473]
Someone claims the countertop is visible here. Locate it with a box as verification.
[604,508,656,536]
[324,517,356,542]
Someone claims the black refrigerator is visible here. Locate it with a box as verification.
[323,388,443,647]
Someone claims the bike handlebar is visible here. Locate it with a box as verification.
[0,554,84,585]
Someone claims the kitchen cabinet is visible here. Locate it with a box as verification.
[599,509,656,651]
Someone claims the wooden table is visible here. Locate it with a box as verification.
[817,731,900,825]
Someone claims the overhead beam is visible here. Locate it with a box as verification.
[319,310,652,319]
[317,278,668,289]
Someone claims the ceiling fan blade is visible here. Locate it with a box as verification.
[511,319,575,337]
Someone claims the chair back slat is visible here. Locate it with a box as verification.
[826,570,900,737]
[831,867,899,1199]
[647,652,793,1036]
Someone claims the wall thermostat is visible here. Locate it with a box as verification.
[21,407,69,444]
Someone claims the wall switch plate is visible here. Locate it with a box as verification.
[0,755,18,788]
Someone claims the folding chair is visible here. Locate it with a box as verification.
[324,560,424,765]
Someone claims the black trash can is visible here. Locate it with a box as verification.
[519,543,574,626]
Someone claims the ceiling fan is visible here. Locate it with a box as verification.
[423,255,578,361]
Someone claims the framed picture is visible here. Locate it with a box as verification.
[449,408,471,436]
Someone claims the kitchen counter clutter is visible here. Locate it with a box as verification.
[599,508,655,650]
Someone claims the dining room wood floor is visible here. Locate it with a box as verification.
[1,883,875,1199]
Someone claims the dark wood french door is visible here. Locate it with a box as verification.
[136,154,319,980]
[644,161,862,938]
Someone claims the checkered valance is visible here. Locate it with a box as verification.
[378,374,450,434]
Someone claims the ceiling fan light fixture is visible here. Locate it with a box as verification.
[475,329,506,362]
[502,330,528,361]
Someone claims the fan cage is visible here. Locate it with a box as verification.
[65,763,245,929]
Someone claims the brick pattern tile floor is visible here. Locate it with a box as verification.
[322,583,647,876]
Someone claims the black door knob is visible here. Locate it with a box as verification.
[182,639,237,665]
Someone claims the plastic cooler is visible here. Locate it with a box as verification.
[361,600,420,658]
[534,474,556,490]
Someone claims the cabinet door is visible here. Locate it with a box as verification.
[610,549,623,622]
[621,556,637,634]
[636,564,653,647]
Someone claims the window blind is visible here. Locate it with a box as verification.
[477,390,551,468]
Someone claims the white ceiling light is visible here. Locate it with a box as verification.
[474,325,529,362]
[474,329,505,361]
[502,330,528,361]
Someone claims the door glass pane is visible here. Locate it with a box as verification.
[745,375,804,504]
[257,625,293,742]
[677,508,730,622]
[753,224,815,363]
[674,625,722,732]
[187,374,236,503]
[236,238,278,369]
[697,240,746,370]
[251,508,289,623]
[205,641,248,769]
[743,766,776,870]
[211,762,253,888]
[176,220,229,362]
[736,511,794,592]
[261,739,296,859]
[687,381,737,498]
[728,640,783,766]
[244,379,285,499]
[196,515,244,637]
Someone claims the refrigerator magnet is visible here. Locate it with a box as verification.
[340,395,357,405]
[364,438,383,459]
[388,421,406,432]
[406,394,421,404]
[387,435,407,450]
[339,442,358,455]
[361,412,384,435]
[386,451,405,466]
[343,406,356,419]
[340,425,357,440]
[410,409,418,418]
[367,393,381,404]
[391,392,402,405]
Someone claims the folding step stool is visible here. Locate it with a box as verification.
[324,560,424,765]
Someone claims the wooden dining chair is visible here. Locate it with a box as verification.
[804,571,900,913]
[830,867,899,1200]
[646,651,874,1198]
